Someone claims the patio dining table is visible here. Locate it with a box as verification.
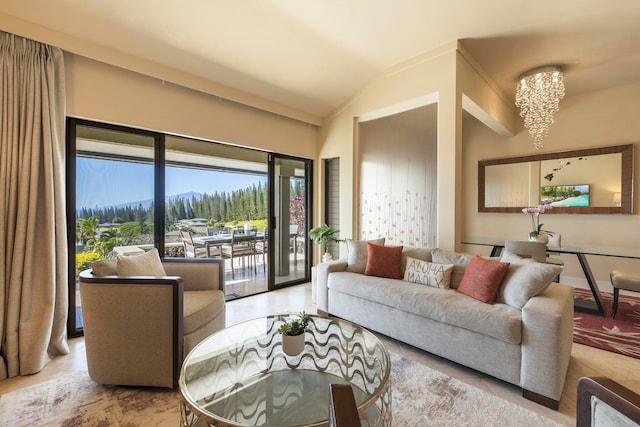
[194,233,265,258]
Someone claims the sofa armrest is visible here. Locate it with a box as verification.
[521,282,574,406]
[316,260,348,313]
[162,257,224,292]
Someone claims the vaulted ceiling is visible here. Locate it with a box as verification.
[2,0,639,123]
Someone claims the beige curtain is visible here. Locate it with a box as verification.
[0,31,69,379]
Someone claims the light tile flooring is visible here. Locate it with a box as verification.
[4,282,640,426]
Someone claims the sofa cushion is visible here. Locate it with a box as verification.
[183,290,225,335]
[497,251,563,309]
[117,248,167,276]
[403,257,454,289]
[431,248,474,289]
[457,256,510,304]
[328,272,522,344]
[364,243,403,279]
[345,238,385,273]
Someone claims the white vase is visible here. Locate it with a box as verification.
[322,251,333,262]
[529,234,549,244]
[282,333,305,356]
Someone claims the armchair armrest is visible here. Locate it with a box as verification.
[316,260,348,313]
[162,257,224,291]
[577,377,640,426]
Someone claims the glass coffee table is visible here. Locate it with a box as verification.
[179,314,391,427]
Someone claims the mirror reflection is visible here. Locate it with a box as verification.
[478,145,634,214]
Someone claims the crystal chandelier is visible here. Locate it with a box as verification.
[515,66,565,150]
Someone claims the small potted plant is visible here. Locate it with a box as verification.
[309,224,341,262]
[278,311,310,356]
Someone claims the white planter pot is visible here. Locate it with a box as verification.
[322,251,333,262]
[282,333,305,356]
[528,234,549,244]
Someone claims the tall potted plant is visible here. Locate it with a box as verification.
[309,224,341,262]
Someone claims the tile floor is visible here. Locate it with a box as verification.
[3,282,640,426]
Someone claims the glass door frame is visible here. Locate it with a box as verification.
[268,153,313,289]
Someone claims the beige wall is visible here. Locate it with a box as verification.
[462,81,640,290]
[317,42,511,254]
[66,54,317,158]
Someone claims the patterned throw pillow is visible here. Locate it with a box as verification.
[364,243,403,279]
[403,257,454,289]
[345,238,385,273]
[457,255,510,304]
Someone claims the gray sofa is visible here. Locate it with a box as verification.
[316,246,574,409]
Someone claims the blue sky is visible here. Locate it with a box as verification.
[76,157,267,208]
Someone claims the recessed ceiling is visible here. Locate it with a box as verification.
[1,0,639,120]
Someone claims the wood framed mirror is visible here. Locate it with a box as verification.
[478,144,634,214]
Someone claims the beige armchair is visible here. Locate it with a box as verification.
[79,257,226,389]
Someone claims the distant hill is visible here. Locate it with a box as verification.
[95,191,204,211]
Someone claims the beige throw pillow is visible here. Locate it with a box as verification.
[403,257,454,289]
[92,259,118,276]
[116,248,167,276]
[345,238,385,273]
[497,251,563,309]
[431,248,474,289]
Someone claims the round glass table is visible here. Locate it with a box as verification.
[179,314,391,427]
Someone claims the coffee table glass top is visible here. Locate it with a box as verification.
[179,314,391,427]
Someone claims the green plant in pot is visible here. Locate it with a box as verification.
[309,224,341,262]
[278,311,310,356]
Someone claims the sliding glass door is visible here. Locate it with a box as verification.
[67,119,160,336]
[270,154,312,288]
[164,136,269,298]
[67,119,312,336]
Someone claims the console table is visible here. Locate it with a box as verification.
[462,239,640,317]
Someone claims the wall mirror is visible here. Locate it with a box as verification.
[478,144,634,214]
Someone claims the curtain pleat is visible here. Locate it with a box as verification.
[0,31,68,379]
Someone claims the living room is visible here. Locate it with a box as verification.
[2,2,640,425]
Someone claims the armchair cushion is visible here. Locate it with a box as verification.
[183,290,225,335]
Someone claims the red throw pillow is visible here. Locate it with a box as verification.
[364,243,403,279]
[457,255,510,304]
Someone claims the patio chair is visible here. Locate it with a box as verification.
[221,233,257,279]
[181,230,208,258]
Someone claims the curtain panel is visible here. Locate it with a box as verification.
[0,31,68,379]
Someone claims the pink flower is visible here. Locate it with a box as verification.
[523,205,553,237]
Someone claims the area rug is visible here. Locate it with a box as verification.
[0,353,561,427]
[574,287,640,359]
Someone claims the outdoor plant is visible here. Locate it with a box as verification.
[277,311,311,336]
[522,205,553,238]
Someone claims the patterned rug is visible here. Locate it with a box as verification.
[574,288,640,358]
[0,353,561,426]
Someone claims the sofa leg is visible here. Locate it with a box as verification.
[522,389,559,410]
